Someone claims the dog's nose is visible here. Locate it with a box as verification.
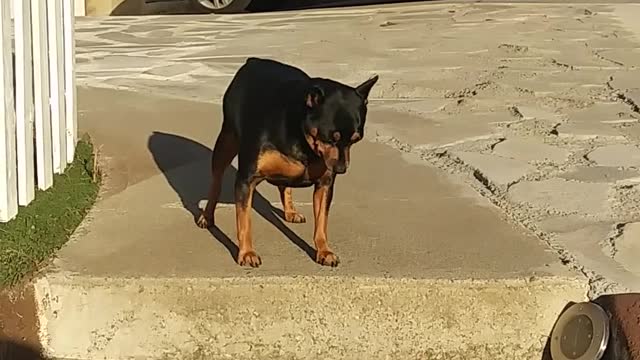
[334,164,347,174]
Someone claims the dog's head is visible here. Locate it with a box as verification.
[302,75,379,175]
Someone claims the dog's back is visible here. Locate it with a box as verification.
[222,57,310,139]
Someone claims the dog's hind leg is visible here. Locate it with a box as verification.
[197,127,238,229]
[278,186,306,223]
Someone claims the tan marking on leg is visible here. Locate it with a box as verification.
[313,182,339,267]
[279,186,306,223]
[236,181,261,267]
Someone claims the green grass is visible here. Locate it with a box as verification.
[0,135,100,286]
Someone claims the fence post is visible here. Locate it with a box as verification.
[0,0,18,222]
[74,0,85,16]
[63,0,77,163]
[47,0,67,174]
[14,0,36,206]
[32,0,54,190]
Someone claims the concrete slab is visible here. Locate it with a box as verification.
[557,121,627,141]
[616,222,640,276]
[35,276,587,360]
[558,166,640,183]
[587,144,640,168]
[366,107,507,149]
[453,151,534,186]
[554,102,632,141]
[492,137,570,163]
[554,224,638,293]
[507,178,612,216]
[62,87,568,279]
[35,87,585,359]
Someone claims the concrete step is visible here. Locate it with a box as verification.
[35,274,586,360]
[35,88,590,359]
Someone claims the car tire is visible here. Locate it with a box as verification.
[190,0,253,13]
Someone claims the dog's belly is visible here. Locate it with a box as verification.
[257,149,328,188]
[265,177,315,188]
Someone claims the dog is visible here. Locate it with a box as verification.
[197,57,379,268]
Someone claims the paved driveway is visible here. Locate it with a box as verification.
[73,2,640,294]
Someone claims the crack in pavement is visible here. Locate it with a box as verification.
[550,58,574,70]
[606,75,640,114]
[602,222,627,259]
[488,137,507,151]
[507,105,524,120]
[593,49,626,67]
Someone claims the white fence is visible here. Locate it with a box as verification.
[0,0,77,222]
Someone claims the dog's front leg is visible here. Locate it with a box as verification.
[313,175,339,267]
[235,176,262,267]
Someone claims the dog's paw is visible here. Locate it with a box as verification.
[316,250,339,267]
[284,211,306,224]
[237,251,262,268]
[196,214,213,229]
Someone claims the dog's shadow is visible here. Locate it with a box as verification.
[147,131,316,262]
[0,339,49,360]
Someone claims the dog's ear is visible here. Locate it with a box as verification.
[305,85,324,109]
[355,74,379,99]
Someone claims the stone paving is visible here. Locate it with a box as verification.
[75,2,640,295]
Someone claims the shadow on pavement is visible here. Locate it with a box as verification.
[111,0,206,15]
[0,339,48,360]
[147,131,316,262]
[111,0,426,15]
[252,0,426,13]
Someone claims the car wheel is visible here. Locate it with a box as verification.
[190,0,253,13]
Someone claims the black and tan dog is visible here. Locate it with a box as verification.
[197,57,378,268]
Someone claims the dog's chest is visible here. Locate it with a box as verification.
[257,150,328,187]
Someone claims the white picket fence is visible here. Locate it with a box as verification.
[0,0,77,222]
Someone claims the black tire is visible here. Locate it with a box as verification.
[190,0,253,13]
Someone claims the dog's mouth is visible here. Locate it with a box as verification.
[321,148,350,175]
[305,128,351,175]
[312,142,347,173]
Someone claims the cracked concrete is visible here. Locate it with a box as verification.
[559,166,640,183]
[508,178,612,216]
[453,151,535,187]
[37,86,585,360]
[492,137,570,163]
